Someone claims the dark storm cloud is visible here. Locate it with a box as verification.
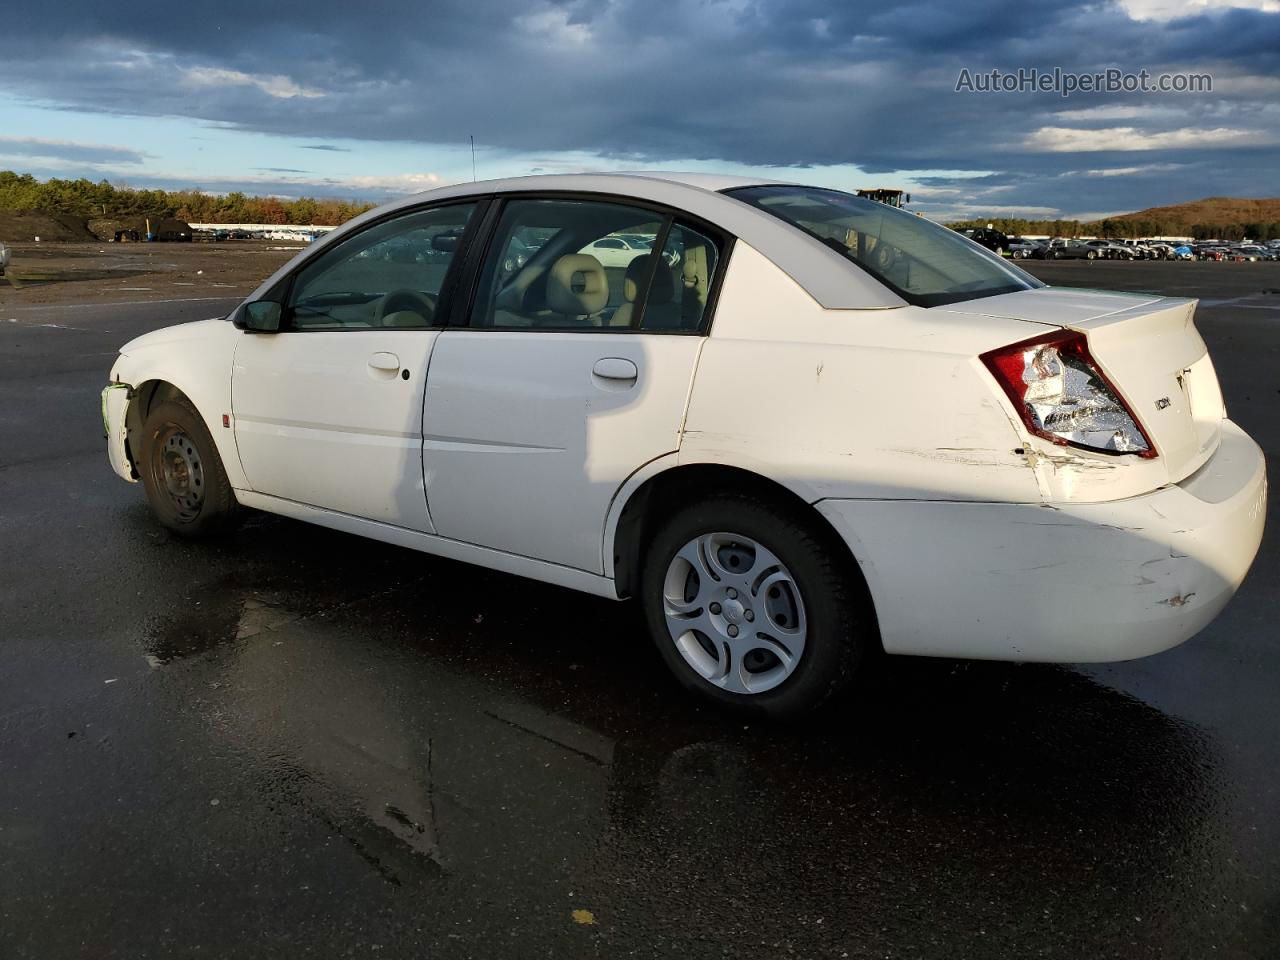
[1,0,1277,215]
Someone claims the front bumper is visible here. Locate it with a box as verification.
[818,418,1267,663]
[102,383,138,482]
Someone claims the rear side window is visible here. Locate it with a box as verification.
[639,224,720,331]
[727,185,1042,308]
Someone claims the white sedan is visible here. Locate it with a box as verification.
[102,173,1267,717]
[577,233,654,268]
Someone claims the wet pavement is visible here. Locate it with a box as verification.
[1,263,1277,958]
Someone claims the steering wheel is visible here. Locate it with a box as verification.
[375,289,437,327]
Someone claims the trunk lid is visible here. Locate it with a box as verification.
[943,288,1224,483]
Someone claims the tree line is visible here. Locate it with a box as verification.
[7,170,1278,240]
[946,214,1280,241]
[0,171,375,226]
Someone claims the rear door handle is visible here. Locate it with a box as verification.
[368,352,401,372]
[592,357,638,381]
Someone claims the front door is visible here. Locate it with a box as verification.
[422,197,724,571]
[232,201,479,531]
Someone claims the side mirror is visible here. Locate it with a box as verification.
[235,300,282,333]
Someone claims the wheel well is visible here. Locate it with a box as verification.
[124,380,192,473]
[612,464,870,607]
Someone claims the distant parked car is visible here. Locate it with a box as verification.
[578,234,654,268]
[1005,237,1042,259]
[1172,245,1195,260]
[0,240,9,277]
[1083,239,1132,260]
[499,235,536,276]
[1041,240,1097,260]
[957,227,1011,256]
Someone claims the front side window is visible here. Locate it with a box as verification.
[471,198,667,329]
[727,186,1042,308]
[286,203,477,330]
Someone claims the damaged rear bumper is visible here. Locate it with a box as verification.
[101,382,138,482]
[817,418,1267,663]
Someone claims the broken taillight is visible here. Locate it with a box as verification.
[981,329,1157,458]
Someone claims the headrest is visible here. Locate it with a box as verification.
[683,243,708,288]
[623,254,676,304]
[547,254,608,316]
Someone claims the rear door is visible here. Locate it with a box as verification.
[421,196,726,572]
[232,201,481,531]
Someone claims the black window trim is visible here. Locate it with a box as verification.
[262,196,494,334]
[449,190,735,336]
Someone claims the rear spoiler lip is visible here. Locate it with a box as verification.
[1055,296,1198,333]
[962,294,1199,331]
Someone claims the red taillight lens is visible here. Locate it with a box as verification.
[981,329,1157,458]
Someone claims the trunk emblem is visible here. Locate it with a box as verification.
[1155,397,1172,410]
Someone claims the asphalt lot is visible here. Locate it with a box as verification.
[1,259,1277,958]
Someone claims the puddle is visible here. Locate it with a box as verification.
[141,592,300,665]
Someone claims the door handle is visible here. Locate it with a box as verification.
[368,352,401,372]
[592,358,638,381]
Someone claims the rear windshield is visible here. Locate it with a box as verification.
[726,185,1044,308]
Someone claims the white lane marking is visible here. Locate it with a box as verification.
[2,317,102,330]
[0,296,242,312]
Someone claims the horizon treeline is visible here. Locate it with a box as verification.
[5,170,1280,240]
[0,171,376,226]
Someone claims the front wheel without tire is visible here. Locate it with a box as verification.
[641,495,872,718]
[139,396,238,536]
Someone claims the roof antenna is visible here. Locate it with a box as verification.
[470,135,476,182]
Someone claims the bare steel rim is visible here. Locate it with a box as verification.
[662,532,808,695]
[154,426,205,521]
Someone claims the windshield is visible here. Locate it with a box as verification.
[726,185,1044,307]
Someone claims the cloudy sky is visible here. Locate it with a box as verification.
[1,0,1277,220]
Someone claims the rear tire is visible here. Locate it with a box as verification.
[641,494,871,718]
[139,396,238,537]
